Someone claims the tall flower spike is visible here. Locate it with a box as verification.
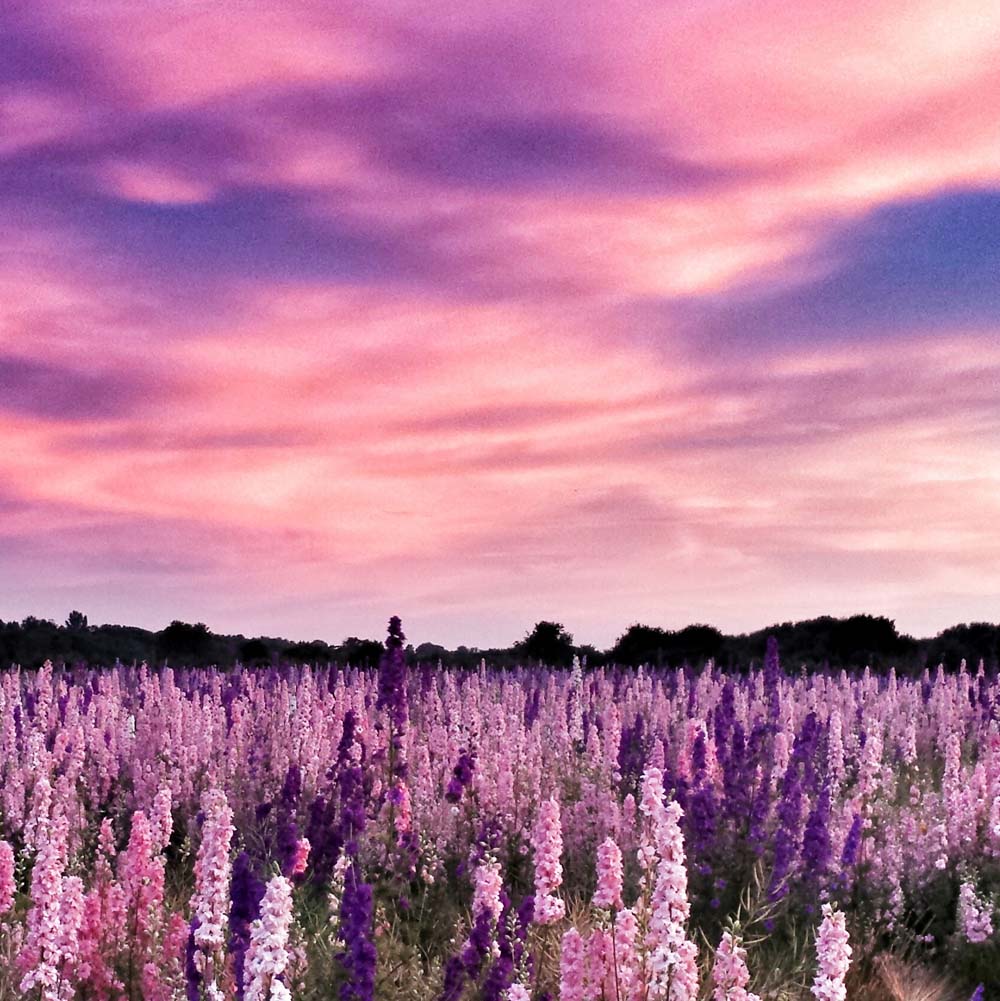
[592,837,623,910]
[811,904,851,1001]
[191,788,235,997]
[243,874,294,1001]
[0,840,15,913]
[531,797,565,925]
[712,931,761,1001]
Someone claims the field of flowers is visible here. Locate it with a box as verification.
[0,617,996,1000]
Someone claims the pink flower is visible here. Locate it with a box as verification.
[593,836,624,910]
[118,810,167,962]
[290,837,311,877]
[504,985,531,1001]
[191,788,234,989]
[614,907,641,1001]
[641,768,699,1001]
[151,786,174,850]
[559,927,586,1001]
[19,811,69,1000]
[244,874,294,1001]
[958,881,995,944]
[811,904,851,1001]
[0,840,15,913]
[712,931,761,1001]
[586,928,615,999]
[531,796,565,925]
[472,856,504,926]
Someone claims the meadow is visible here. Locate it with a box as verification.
[0,617,995,1001]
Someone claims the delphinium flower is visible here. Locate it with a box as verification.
[531,797,566,925]
[586,927,616,1000]
[0,840,14,913]
[811,904,851,1001]
[56,873,85,994]
[23,774,53,852]
[76,818,125,999]
[613,906,641,1001]
[327,853,352,938]
[800,782,833,910]
[230,851,267,1001]
[190,787,235,1000]
[957,881,995,944]
[593,836,624,910]
[471,857,505,945]
[764,636,782,720]
[289,837,311,878]
[769,757,804,902]
[505,985,531,1001]
[151,785,174,850]
[18,809,69,1000]
[441,859,505,1001]
[185,917,202,1001]
[307,709,364,882]
[338,862,377,1001]
[559,927,586,1001]
[376,616,409,771]
[640,767,700,1001]
[712,931,761,1001]
[568,655,584,745]
[445,748,476,804]
[481,888,529,1001]
[336,711,368,860]
[275,765,303,879]
[118,810,167,980]
[618,714,650,797]
[720,720,749,829]
[243,874,294,1001]
[686,772,719,887]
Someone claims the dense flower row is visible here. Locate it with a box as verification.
[0,620,996,998]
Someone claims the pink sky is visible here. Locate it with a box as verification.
[2,0,1000,648]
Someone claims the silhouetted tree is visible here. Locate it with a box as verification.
[518,621,575,666]
[926,623,1000,670]
[336,637,384,666]
[669,624,725,666]
[238,638,271,665]
[284,640,332,664]
[575,644,607,668]
[609,624,671,666]
[414,642,448,662]
[157,620,213,663]
[65,610,89,631]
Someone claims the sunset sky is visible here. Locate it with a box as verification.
[3,1,1000,648]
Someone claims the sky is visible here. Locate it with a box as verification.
[2,0,1000,649]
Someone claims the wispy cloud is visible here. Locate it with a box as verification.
[2,0,999,645]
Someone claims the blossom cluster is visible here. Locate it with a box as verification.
[0,629,996,998]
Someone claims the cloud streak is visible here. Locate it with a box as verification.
[2,0,1000,647]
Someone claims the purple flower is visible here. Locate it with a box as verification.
[229,852,266,1000]
[439,908,495,1001]
[841,814,863,868]
[338,864,377,1001]
[184,917,202,1001]
[800,782,832,910]
[618,713,649,795]
[276,765,303,877]
[445,749,476,803]
[377,617,409,765]
[769,759,803,901]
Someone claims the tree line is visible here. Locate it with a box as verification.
[1,611,998,671]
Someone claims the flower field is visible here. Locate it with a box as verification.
[0,618,997,1000]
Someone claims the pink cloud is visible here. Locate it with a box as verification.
[2,0,999,646]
